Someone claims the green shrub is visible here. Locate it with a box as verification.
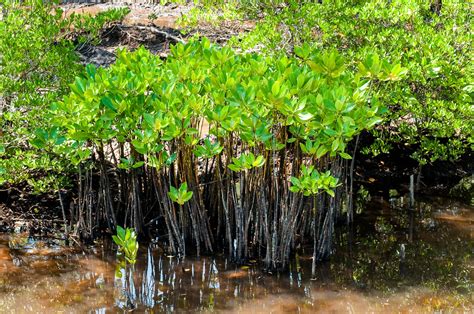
[43,38,401,267]
[112,225,139,264]
[227,0,473,166]
[0,0,129,191]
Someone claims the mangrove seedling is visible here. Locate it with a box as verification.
[168,182,193,206]
[112,226,139,264]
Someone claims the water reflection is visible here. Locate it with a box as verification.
[0,196,472,312]
[141,247,155,307]
[329,196,473,293]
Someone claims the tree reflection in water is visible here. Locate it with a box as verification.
[0,196,471,312]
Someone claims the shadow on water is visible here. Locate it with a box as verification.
[0,196,472,312]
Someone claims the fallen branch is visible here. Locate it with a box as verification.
[121,25,186,44]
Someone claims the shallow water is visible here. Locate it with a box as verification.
[0,196,472,313]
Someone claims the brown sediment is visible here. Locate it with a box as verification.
[62,3,181,28]
[224,269,249,279]
[0,246,18,275]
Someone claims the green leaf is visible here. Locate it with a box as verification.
[272,80,281,96]
[290,176,300,187]
[112,235,123,247]
[289,186,300,193]
[339,152,352,160]
[73,77,85,95]
[325,189,335,197]
[184,191,193,202]
[180,182,188,193]
[316,146,328,158]
[117,225,125,240]
[101,96,117,112]
[125,228,131,241]
[228,164,241,172]
[132,161,145,168]
[331,139,340,152]
[166,152,177,165]
[298,112,313,121]
[253,155,265,167]
[86,64,96,78]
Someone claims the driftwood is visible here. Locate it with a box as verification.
[120,25,185,44]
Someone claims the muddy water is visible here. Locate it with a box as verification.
[0,196,472,313]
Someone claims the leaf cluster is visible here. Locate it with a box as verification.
[0,1,130,191]
[227,0,473,164]
[112,225,139,264]
[290,165,339,197]
[45,38,398,198]
[168,182,194,205]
